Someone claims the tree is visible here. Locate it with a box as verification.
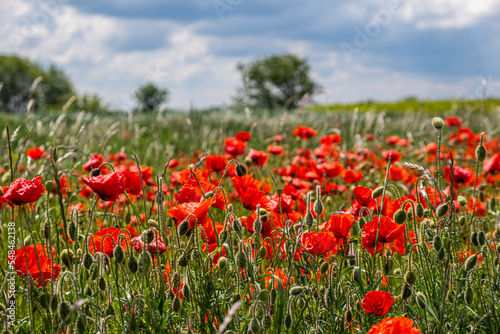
[235,53,320,110]
[133,82,169,112]
[0,55,75,112]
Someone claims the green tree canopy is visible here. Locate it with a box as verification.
[0,55,75,112]
[235,53,320,110]
[133,82,169,112]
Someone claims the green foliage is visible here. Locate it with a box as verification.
[0,55,75,112]
[133,82,169,112]
[235,53,320,110]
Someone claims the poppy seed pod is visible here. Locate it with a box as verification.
[475,144,486,161]
[113,245,125,265]
[464,254,478,271]
[236,164,247,177]
[393,209,407,224]
[457,196,467,207]
[45,181,55,193]
[436,203,449,218]
[372,187,384,199]
[432,117,444,129]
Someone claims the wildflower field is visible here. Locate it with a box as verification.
[1,104,500,334]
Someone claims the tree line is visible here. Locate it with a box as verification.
[0,54,319,113]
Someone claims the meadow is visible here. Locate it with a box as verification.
[0,100,500,333]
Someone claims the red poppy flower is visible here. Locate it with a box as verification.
[444,116,462,128]
[52,174,69,195]
[247,149,269,167]
[168,197,214,230]
[483,153,500,173]
[267,145,284,155]
[320,133,342,147]
[168,159,179,169]
[83,154,105,172]
[8,244,61,288]
[3,176,45,205]
[238,186,269,211]
[115,166,145,196]
[353,186,376,208]
[444,165,472,184]
[382,150,402,163]
[361,216,406,256]
[343,170,364,184]
[292,126,317,140]
[89,227,131,257]
[264,268,291,289]
[266,193,294,213]
[322,162,346,178]
[26,147,45,160]
[361,291,394,316]
[300,232,337,255]
[206,155,227,172]
[224,137,247,157]
[368,317,421,334]
[82,172,126,201]
[235,131,251,142]
[200,219,224,244]
[322,214,354,238]
[132,230,167,255]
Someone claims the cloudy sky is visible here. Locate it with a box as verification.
[1,0,500,110]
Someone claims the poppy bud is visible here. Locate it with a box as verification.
[83,253,94,270]
[45,181,55,193]
[148,219,159,228]
[38,293,49,309]
[106,304,115,316]
[459,215,466,226]
[236,251,247,269]
[393,209,406,224]
[471,232,479,246]
[475,144,486,161]
[433,235,442,251]
[61,249,75,268]
[258,246,267,260]
[384,258,393,276]
[85,286,93,297]
[457,196,467,207]
[479,191,485,202]
[446,289,455,303]
[139,251,152,274]
[98,277,107,291]
[141,229,155,244]
[372,187,384,199]
[464,254,478,271]
[478,231,486,246]
[50,296,59,313]
[305,212,314,228]
[227,204,233,213]
[248,318,261,334]
[436,203,448,218]
[404,270,417,285]
[182,284,190,299]
[219,229,228,244]
[232,219,243,235]
[358,216,366,229]
[172,271,181,290]
[68,222,78,242]
[253,219,262,234]
[204,191,214,199]
[432,117,444,129]
[236,164,247,177]
[438,247,446,261]
[178,252,189,267]
[285,314,292,329]
[344,309,353,323]
[416,292,427,309]
[218,257,228,270]
[263,314,272,330]
[401,284,412,300]
[178,220,190,237]
[313,199,324,217]
[76,316,86,334]
[465,286,473,305]
[59,301,71,323]
[323,288,332,308]
[127,255,139,274]
[42,220,51,239]
[113,245,125,265]
[416,203,424,218]
[171,296,181,312]
[406,208,413,221]
[24,235,32,246]
[320,262,329,275]
[290,286,304,296]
